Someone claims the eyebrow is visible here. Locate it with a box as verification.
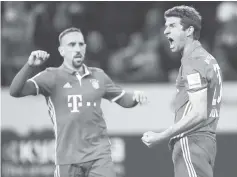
[165,22,175,27]
[67,42,75,45]
[67,41,85,45]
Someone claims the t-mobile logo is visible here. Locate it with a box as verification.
[68,95,83,113]
[68,95,97,113]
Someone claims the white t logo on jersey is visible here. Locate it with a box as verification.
[67,95,97,113]
[68,95,82,112]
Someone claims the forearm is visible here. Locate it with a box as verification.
[161,110,204,139]
[116,92,138,108]
[10,63,36,97]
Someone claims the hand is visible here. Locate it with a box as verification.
[141,131,166,148]
[133,90,148,105]
[28,50,50,67]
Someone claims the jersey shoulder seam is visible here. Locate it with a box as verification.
[88,67,104,73]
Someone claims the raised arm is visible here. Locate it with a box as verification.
[10,50,49,97]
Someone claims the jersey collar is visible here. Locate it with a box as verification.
[60,63,92,76]
[181,40,202,62]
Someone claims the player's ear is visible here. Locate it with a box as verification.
[58,46,64,57]
[186,26,194,38]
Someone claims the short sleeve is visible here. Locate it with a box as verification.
[27,68,55,96]
[102,72,125,102]
[183,59,208,92]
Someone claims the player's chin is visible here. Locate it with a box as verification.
[73,60,83,68]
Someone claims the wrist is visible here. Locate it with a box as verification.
[26,62,37,69]
[160,129,171,140]
[24,63,38,74]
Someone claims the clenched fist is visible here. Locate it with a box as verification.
[142,131,167,148]
[28,50,50,67]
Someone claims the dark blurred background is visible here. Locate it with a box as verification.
[1,1,237,177]
[1,1,237,86]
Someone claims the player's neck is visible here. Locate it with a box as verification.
[182,38,196,57]
[63,61,84,75]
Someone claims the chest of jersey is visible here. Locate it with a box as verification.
[52,72,105,114]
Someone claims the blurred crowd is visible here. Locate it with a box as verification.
[1,1,237,86]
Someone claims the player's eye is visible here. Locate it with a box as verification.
[170,24,175,28]
[79,42,85,47]
[68,43,76,47]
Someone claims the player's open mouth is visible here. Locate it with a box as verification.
[168,37,175,48]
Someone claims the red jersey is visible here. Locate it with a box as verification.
[172,41,222,140]
[28,64,125,165]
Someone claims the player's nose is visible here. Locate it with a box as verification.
[164,27,170,36]
[74,44,81,52]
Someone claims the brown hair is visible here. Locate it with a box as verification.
[164,5,202,40]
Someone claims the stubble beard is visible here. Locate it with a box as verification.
[72,60,83,69]
[72,56,85,69]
